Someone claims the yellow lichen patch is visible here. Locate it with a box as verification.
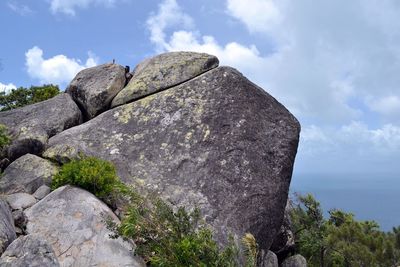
[160,143,168,150]
[201,124,211,141]
[137,93,157,108]
[115,104,134,124]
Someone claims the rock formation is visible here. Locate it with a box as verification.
[0,51,301,265]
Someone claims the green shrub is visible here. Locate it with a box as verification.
[108,187,244,267]
[51,156,120,200]
[0,124,10,150]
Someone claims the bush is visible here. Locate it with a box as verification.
[0,124,10,150]
[108,188,244,266]
[51,156,120,200]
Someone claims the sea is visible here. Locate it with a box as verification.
[289,172,400,232]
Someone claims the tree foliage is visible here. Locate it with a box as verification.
[0,84,60,111]
[290,193,400,267]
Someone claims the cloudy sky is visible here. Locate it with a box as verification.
[1,0,400,177]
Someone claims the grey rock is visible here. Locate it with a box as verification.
[0,198,16,254]
[258,250,278,267]
[270,201,295,261]
[33,185,52,200]
[0,234,59,267]
[0,154,58,194]
[25,186,143,267]
[6,193,37,210]
[66,63,126,119]
[281,254,307,267]
[111,51,219,107]
[44,66,300,249]
[0,94,82,162]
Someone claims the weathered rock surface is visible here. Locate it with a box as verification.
[0,154,58,194]
[33,185,51,200]
[0,94,82,162]
[258,250,278,267]
[0,198,16,254]
[0,234,59,267]
[24,186,143,267]
[44,66,300,249]
[111,51,219,107]
[281,254,307,267]
[66,63,126,119]
[6,193,37,210]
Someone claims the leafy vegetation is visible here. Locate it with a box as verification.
[52,156,258,266]
[0,84,60,111]
[0,124,11,150]
[51,156,121,201]
[290,193,400,267]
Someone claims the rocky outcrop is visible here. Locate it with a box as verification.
[66,63,126,119]
[0,94,81,162]
[0,234,60,267]
[24,186,143,267]
[0,198,16,254]
[44,66,300,249]
[111,52,219,107]
[0,154,58,195]
[5,193,37,210]
[281,254,307,267]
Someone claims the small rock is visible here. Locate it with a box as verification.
[66,63,126,119]
[281,254,307,267]
[0,154,58,195]
[33,185,51,200]
[14,227,23,235]
[0,234,60,267]
[0,198,16,254]
[6,193,37,210]
[258,250,278,267]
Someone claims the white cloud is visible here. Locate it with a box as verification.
[49,0,117,15]
[146,0,193,52]
[298,122,400,172]
[226,0,283,33]
[25,46,97,86]
[0,82,17,94]
[366,95,400,117]
[7,1,33,16]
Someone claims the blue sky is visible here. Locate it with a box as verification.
[1,0,400,177]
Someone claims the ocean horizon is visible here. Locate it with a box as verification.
[290,172,399,231]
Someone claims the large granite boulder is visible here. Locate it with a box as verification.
[0,154,58,194]
[111,51,219,107]
[0,234,59,267]
[24,186,143,267]
[44,66,300,249]
[0,198,16,254]
[0,94,81,162]
[281,254,307,267]
[66,63,126,119]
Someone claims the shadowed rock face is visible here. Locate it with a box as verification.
[0,93,82,162]
[44,66,300,249]
[0,234,60,267]
[66,63,126,120]
[24,186,144,267]
[111,51,219,107]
